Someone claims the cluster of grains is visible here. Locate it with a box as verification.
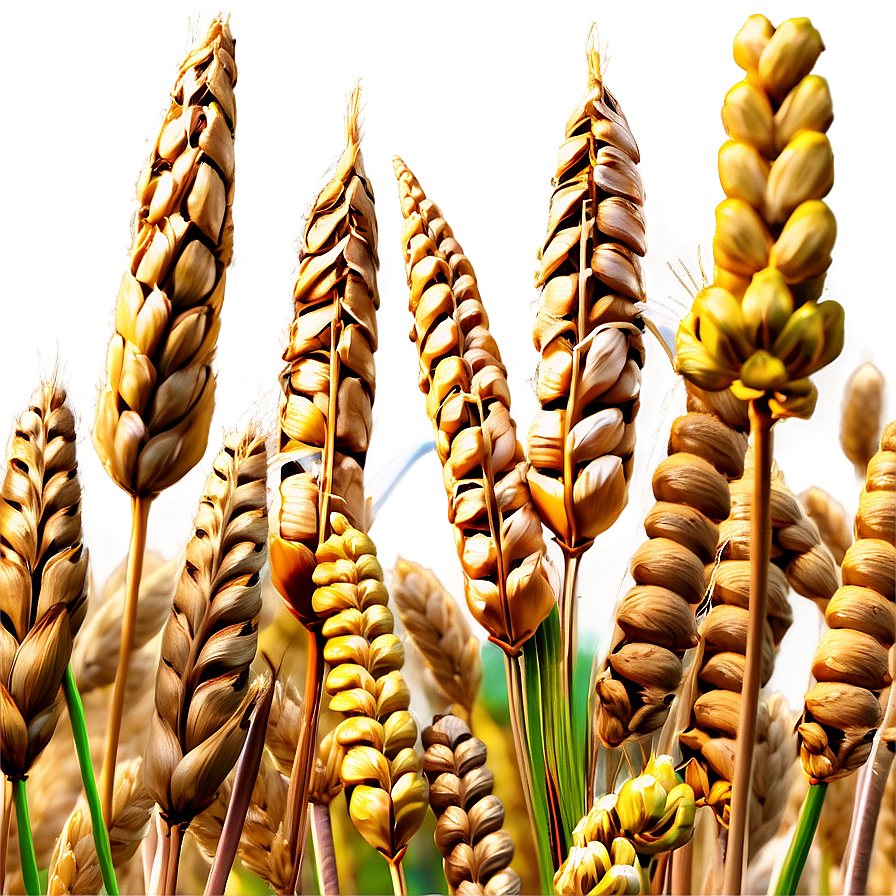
[798,422,895,782]
[93,17,236,497]
[840,362,886,477]
[679,462,838,823]
[390,558,482,720]
[799,486,853,566]
[47,759,152,895]
[311,512,428,863]
[422,714,520,895]
[393,158,555,656]
[527,29,645,554]
[594,391,747,748]
[144,429,267,825]
[270,85,379,627]
[676,15,842,418]
[1,380,88,781]
[556,755,695,895]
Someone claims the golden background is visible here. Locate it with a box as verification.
[0,0,896,625]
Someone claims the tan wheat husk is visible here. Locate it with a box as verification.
[528,26,646,554]
[798,421,895,782]
[799,486,852,566]
[393,156,555,657]
[840,362,886,478]
[1,378,88,781]
[144,429,267,825]
[47,759,152,895]
[270,82,379,629]
[390,558,481,721]
[422,714,521,894]
[92,17,236,498]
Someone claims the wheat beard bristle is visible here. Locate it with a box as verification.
[143,428,268,825]
[270,81,380,629]
[1,378,88,782]
[390,558,482,720]
[392,156,555,657]
[92,16,237,498]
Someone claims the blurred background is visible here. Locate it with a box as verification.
[1,0,893,718]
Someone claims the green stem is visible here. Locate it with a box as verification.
[12,779,39,896]
[774,781,828,895]
[62,665,119,895]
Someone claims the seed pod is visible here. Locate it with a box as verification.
[271,85,379,629]
[313,513,428,861]
[528,26,645,558]
[393,158,555,656]
[1,379,88,781]
[799,422,895,782]
[423,714,520,894]
[143,430,266,824]
[93,18,236,498]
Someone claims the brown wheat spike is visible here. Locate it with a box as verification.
[593,389,748,749]
[270,82,379,628]
[47,759,153,895]
[841,362,886,477]
[422,714,521,895]
[390,558,482,720]
[1,378,88,781]
[798,421,895,782]
[799,486,853,566]
[311,512,429,866]
[144,428,267,825]
[93,17,236,497]
[71,551,178,693]
[527,25,646,556]
[392,157,555,656]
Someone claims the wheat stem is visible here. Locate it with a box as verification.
[670,839,693,895]
[12,780,39,895]
[310,803,339,895]
[62,664,119,895]
[724,397,773,896]
[155,818,185,896]
[559,552,581,707]
[284,630,325,895]
[774,782,828,895]
[388,858,406,896]
[1,779,10,893]
[101,494,153,820]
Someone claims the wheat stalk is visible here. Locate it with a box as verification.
[390,558,482,722]
[47,759,152,895]
[94,15,238,819]
[422,714,520,895]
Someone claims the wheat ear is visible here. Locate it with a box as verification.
[47,759,152,895]
[94,15,237,819]
[840,362,886,478]
[392,156,555,658]
[422,714,520,895]
[143,428,266,894]
[390,558,482,722]
[799,487,853,567]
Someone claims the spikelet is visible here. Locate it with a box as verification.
[390,558,482,720]
[47,759,152,895]
[144,429,267,824]
[422,714,520,895]
[393,157,555,656]
[798,421,895,782]
[840,362,886,477]
[312,513,429,863]
[799,486,853,566]
[1,378,88,781]
[528,26,646,554]
[676,16,842,418]
[270,84,379,628]
[594,388,747,747]
[264,680,303,778]
[92,18,237,497]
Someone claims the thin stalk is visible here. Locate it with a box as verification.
[559,551,581,708]
[62,664,119,895]
[156,818,185,896]
[101,494,153,821]
[723,397,773,896]
[774,782,828,895]
[671,840,693,895]
[285,630,325,895]
[310,803,339,895]
[842,683,896,895]
[388,858,406,896]
[12,779,39,896]
[2,778,11,894]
